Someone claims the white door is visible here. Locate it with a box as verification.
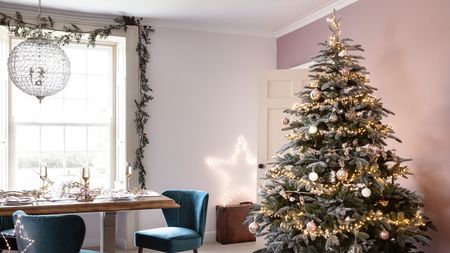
[257,69,310,181]
[255,68,310,247]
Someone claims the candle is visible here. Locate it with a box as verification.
[40,164,47,178]
[126,165,133,177]
[82,167,90,180]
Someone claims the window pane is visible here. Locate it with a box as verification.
[10,40,115,190]
[12,89,41,122]
[88,126,110,151]
[88,101,111,123]
[14,168,40,190]
[64,74,87,99]
[15,126,40,151]
[41,126,64,151]
[16,152,40,169]
[64,99,87,123]
[88,151,109,188]
[42,152,64,169]
[66,152,87,169]
[86,47,111,75]
[40,98,64,123]
[64,46,86,74]
[65,126,87,151]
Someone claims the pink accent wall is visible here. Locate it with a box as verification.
[278,0,450,252]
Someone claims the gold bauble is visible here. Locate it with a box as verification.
[336,168,349,181]
[310,88,322,101]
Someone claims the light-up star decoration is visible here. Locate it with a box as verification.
[206,135,257,205]
[1,215,35,253]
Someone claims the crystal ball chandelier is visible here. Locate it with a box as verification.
[7,0,71,103]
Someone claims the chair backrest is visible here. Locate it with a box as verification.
[0,216,14,231]
[162,190,209,242]
[13,210,86,253]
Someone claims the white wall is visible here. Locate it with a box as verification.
[138,27,276,239]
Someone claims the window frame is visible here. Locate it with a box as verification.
[4,35,123,190]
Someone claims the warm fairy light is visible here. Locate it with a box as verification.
[256,207,427,240]
[206,135,257,204]
[13,216,35,253]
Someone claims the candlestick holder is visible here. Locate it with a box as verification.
[80,167,93,202]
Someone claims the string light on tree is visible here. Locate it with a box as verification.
[248,11,435,253]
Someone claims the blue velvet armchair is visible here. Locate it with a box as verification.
[135,190,209,253]
[0,216,17,252]
[12,210,100,253]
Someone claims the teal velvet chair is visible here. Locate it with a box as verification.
[0,216,17,252]
[13,210,101,253]
[135,190,209,253]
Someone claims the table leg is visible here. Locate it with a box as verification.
[100,211,117,253]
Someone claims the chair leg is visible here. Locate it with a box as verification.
[138,247,143,253]
[193,249,198,253]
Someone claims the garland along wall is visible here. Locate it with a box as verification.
[277,0,450,252]
[0,8,143,248]
[0,5,277,246]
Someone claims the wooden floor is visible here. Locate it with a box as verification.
[116,241,258,253]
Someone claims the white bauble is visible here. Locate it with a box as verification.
[361,187,372,198]
[308,171,319,182]
[308,125,318,135]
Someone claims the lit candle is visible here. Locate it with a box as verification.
[126,165,133,177]
[40,163,47,178]
[82,167,90,180]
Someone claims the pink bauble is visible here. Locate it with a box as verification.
[306,220,317,231]
[380,230,389,240]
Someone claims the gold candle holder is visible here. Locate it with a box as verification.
[82,167,90,200]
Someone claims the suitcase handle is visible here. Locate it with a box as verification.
[239,201,253,205]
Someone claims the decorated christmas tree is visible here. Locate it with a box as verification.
[248,13,435,253]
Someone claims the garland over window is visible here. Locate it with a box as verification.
[0,11,152,189]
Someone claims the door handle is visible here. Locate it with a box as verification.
[258,163,265,169]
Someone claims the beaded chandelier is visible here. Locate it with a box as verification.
[7,0,70,103]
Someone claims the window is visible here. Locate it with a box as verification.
[3,37,122,190]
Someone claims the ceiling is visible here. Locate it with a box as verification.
[0,0,357,37]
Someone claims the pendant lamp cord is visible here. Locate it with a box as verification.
[37,0,42,35]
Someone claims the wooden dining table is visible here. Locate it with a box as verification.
[0,195,179,253]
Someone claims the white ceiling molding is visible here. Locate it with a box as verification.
[0,2,117,27]
[148,20,275,37]
[0,0,358,38]
[0,2,274,37]
[275,0,359,38]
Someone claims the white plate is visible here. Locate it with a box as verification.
[3,198,33,206]
[110,195,134,201]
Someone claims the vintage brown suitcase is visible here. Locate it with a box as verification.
[216,202,256,244]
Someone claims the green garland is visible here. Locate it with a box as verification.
[0,11,153,189]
